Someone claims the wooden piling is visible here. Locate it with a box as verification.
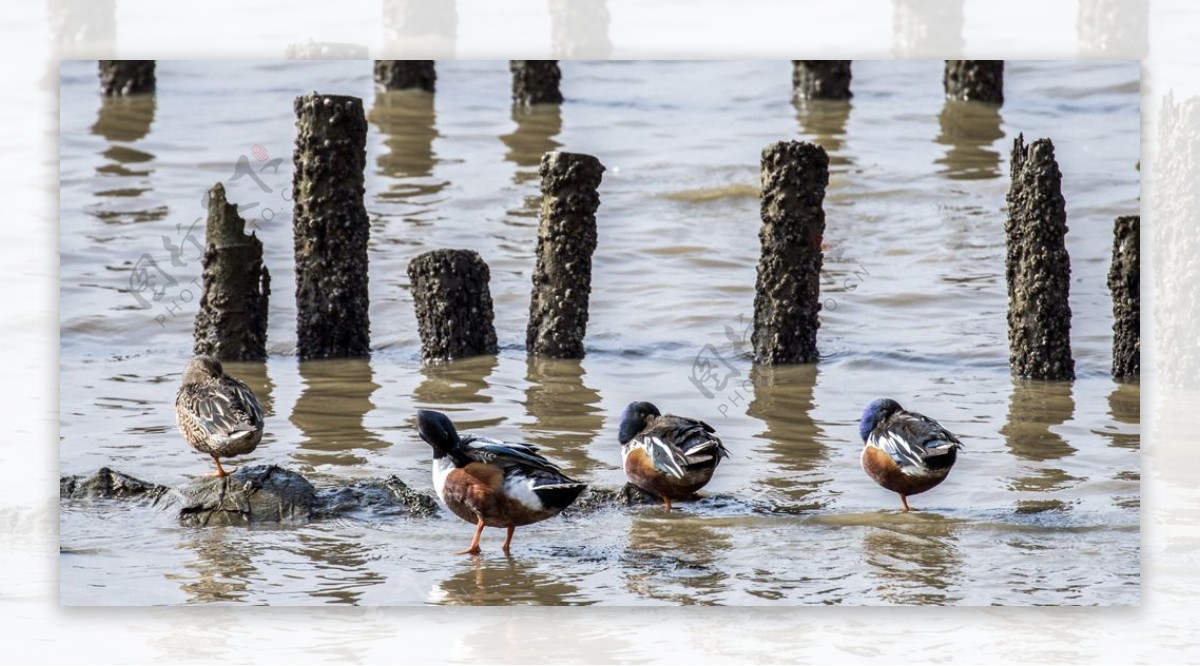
[526,151,605,359]
[98,60,155,96]
[791,61,852,101]
[292,93,371,359]
[753,141,829,365]
[374,60,436,92]
[944,60,1004,104]
[193,183,270,361]
[408,249,499,362]
[1108,215,1140,379]
[1006,134,1074,380]
[510,60,563,106]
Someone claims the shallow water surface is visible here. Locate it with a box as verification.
[59,60,1140,605]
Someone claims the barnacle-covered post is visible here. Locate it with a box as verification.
[292,93,371,359]
[98,60,155,96]
[1109,214,1140,379]
[193,183,270,361]
[753,141,829,365]
[510,60,563,106]
[526,151,605,359]
[1006,134,1074,380]
[374,60,436,92]
[791,61,852,101]
[944,60,1004,104]
[408,249,499,362]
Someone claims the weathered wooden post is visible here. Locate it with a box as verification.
[1109,214,1140,379]
[892,0,964,57]
[382,0,458,59]
[292,93,371,359]
[1006,134,1074,380]
[944,60,1004,104]
[374,60,436,92]
[526,151,605,359]
[510,60,563,106]
[408,249,499,362]
[791,61,852,101]
[98,60,155,96]
[753,141,829,365]
[549,0,612,59]
[193,183,270,361]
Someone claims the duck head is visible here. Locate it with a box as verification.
[182,355,223,386]
[417,409,460,459]
[859,398,903,442]
[618,401,661,445]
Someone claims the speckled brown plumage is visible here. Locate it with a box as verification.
[175,355,264,477]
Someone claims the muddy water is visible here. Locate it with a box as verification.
[58,60,1139,605]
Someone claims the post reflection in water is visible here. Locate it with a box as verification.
[168,528,255,604]
[1104,381,1140,450]
[431,556,582,606]
[368,89,447,204]
[291,358,390,470]
[622,515,731,605]
[747,364,829,512]
[1000,380,1079,511]
[934,99,1004,180]
[521,357,603,475]
[501,104,563,188]
[411,355,502,431]
[90,95,169,223]
[288,531,385,606]
[794,99,852,169]
[862,515,963,605]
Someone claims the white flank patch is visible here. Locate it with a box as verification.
[503,472,545,512]
[432,457,455,505]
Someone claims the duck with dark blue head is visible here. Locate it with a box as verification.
[618,401,729,511]
[417,409,587,555]
[858,398,963,512]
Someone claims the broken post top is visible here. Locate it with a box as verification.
[1008,134,1064,208]
[205,182,253,247]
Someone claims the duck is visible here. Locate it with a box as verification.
[858,398,963,512]
[617,401,729,511]
[175,355,264,478]
[416,409,587,555]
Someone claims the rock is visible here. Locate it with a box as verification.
[563,483,660,514]
[60,467,169,501]
[61,466,442,526]
[314,475,440,518]
[164,465,317,527]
